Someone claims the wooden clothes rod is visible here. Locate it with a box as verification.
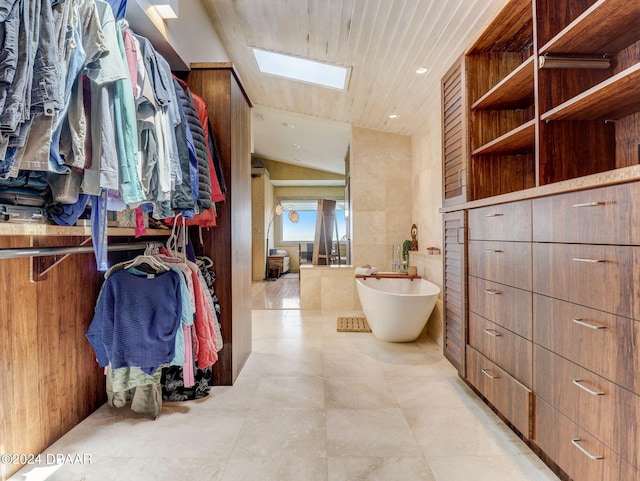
[0,241,164,260]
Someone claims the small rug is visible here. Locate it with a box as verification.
[337,316,371,333]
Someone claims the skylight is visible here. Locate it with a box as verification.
[252,48,349,90]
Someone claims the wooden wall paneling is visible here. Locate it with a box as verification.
[0,235,107,481]
[538,120,616,185]
[466,52,530,106]
[33,236,104,446]
[0,237,42,481]
[187,64,252,386]
[616,112,640,168]
[534,0,597,47]
[537,68,611,115]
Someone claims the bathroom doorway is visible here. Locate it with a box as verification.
[251,272,301,309]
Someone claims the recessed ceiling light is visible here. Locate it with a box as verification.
[290,143,301,149]
[388,114,399,119]
[415,67,429,74]
[282,123,295,128]
[253,48,350,90]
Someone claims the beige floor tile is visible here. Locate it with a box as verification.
[328,457,436,481]
[404,406,530,457]
[222,458,327,481]
[326,408,422,457]
[231,408,327,459]
[325,376,397,408]
[252,375,325,409]
[427,454,561,481]
[8,308,560,481]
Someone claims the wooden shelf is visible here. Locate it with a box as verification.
[472,57,535,110]
[0,223,170,237]
[540,0,640,55]
[472,119,536,156]
[468,0,532,52]
[541,63,640,121]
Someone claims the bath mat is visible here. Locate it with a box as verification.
[337,316,371,333]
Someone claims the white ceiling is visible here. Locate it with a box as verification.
[201,0,507,176]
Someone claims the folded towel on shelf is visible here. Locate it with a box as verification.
[355,266,379,276]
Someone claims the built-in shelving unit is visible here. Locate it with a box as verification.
[471,119,535,156]
[461,0,640,200]
[471,56,535,110]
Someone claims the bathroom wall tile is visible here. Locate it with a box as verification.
[222,458,327,481]
[328,457,436,481]
[231,408,327,459]
[326,408,422,457]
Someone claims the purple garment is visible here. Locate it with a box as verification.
[86,268,182,374]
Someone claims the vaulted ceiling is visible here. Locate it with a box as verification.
[202,0,507,174]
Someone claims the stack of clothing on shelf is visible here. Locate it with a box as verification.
[0,0,225,270]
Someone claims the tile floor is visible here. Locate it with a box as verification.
[9,309,560,481]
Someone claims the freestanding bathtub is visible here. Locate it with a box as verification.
[355,276,440,342]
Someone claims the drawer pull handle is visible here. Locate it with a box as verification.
[571,438,604,460]
[572,201,605,208]
[481,368,498,379]
[484,249,503,253]
[572,318,607,330]
[483,289,501,295]
[572,379,605,396]
[457,168,462,187]
[484,213,504,217]
[484,328,502,337]
[572,257,605,263]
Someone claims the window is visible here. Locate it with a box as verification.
[278,198,346,244]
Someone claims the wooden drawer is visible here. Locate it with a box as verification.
[532,243,640,320]
[468,312,532,388]
[535,399,608,481]
[534,345,613,448]
[466,346,533,438]
[533,294,640,395]
[468,200,531,241]
[468,240,532,290]
[533,182,640,245]
[468,276,532,340]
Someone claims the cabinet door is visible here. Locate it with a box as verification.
[468,312,532,388]
[443,210,466,374]
[532,243,640,320]
[533,294,640,395]
[468,240,532,290]
[442,56,467,207]
[468,276,532,340]
[466,346,533,438]
[468,200,531,241]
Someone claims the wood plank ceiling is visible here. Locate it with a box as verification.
[202,0,507,173]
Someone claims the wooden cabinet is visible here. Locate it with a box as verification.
[468,277,532,340]
[532,182,640,245]
[468,200,531,241]
[468,312,532,387]
[441,0,640,476]
[466,346,533,438]
[468,240,532,291]
[442,210,466,374]
[187,63,253,385]
[532,243,640,320]
[533,294,640,395]
[457,0,640,201]
[442,56,468,207]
